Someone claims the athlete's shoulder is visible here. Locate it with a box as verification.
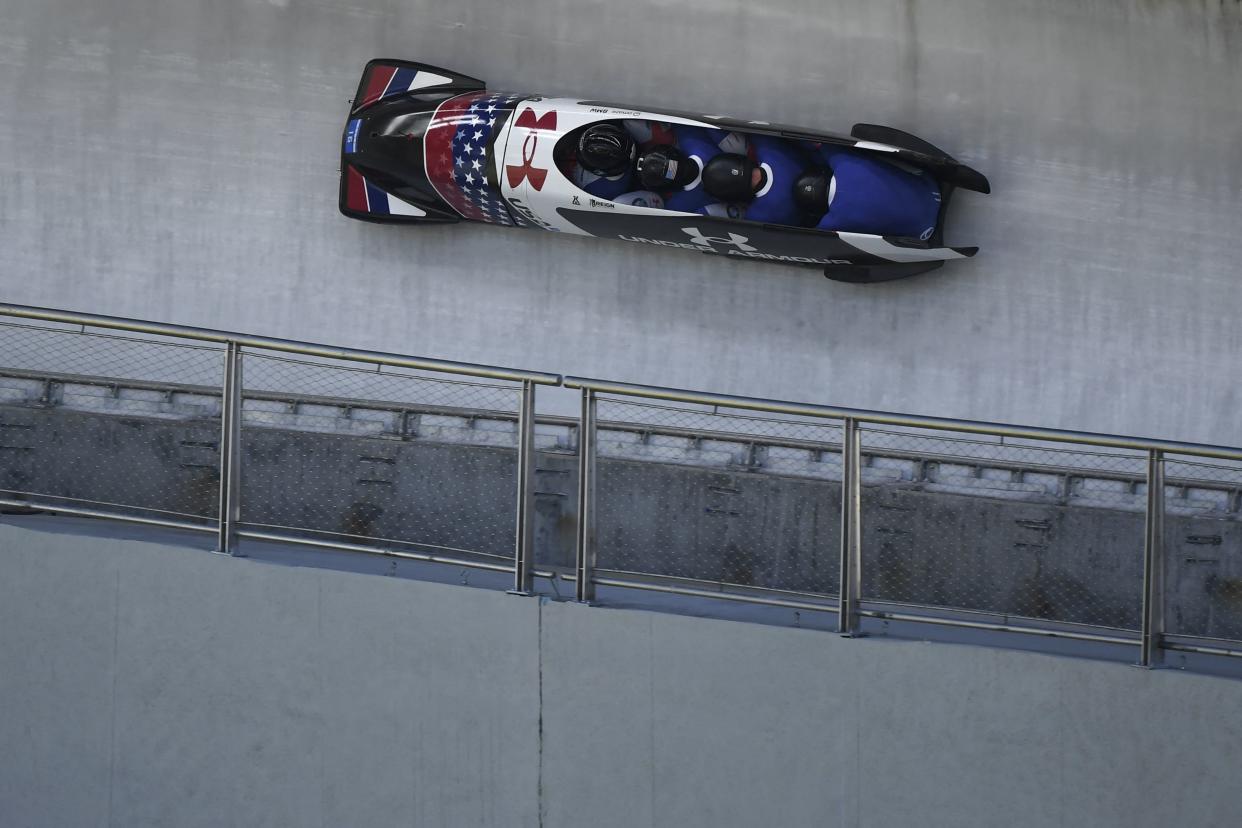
[624,119,675,149]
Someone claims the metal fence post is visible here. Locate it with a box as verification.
[838,417,863,635]
[575,389,597,603]
[511,380,537,594]
[216,342,243,556]
[1139,448,1166,666]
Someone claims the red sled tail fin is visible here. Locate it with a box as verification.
[351,59,485,114]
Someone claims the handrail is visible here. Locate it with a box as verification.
[563,376,1242,462]
[0,303,561,386]
[4,302,1239,460]
[4,304,1242,665]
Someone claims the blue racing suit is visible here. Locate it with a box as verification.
[570,163,634,201]
[741,135,811,226]
[663,126,747,214]
[812,148,941,239]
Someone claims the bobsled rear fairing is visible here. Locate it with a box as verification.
[339,59,527,225]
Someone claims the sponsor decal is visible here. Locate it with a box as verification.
[572,195,581,205]
[615,225,852,264]
[682,227,756,252]
[344,118,362,154]
[514,107,557,132]
[505,108,558,191]
[588,198,615,209]
[587,106,641,116]
[507,133,548,190]
[508,196,557,231]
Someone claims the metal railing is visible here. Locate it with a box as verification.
[3,302,1242,667]
[563,378,1242,666]
[0,303,559,595]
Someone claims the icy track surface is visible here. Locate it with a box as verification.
[1,0,1240,443]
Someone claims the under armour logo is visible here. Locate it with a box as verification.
[506,133,548,190]
[506,108,558,191]
[514,108,557,132]
[682,227,756,252]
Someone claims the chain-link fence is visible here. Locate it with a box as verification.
[237,350,523,565]
[858,427,1148,630]
[0,321,224,525]
[591,395,843,597]
[7,305,1242,663]
[1164,455,1242,643]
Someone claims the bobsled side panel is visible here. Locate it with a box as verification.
[421,91,527,225]
[557,209,908,267]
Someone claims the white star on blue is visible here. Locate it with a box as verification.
[448,93,526,225]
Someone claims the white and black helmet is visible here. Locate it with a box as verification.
[577,123,636,177]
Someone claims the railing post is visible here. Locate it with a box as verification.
[575,388,597,603]
[511,380,537,594]
[216,342,243,556]
[838,417,862,635]
[1139,448,1166,667]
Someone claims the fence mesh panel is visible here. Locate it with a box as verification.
[9,316,1242,655]
[238,351,521,562]
[859,427,1147,629]
[1164,455,1242,643]
[592,396,843,595]
[0,322,224,521]
[0,322,224,387]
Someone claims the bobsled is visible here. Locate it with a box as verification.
[339,59,989,282]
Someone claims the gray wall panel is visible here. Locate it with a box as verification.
[5,520,1242,826]
[316,565,540,828]
[107,545,323,828]
[0,533,116,828]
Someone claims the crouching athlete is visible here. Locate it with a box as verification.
[696,134,810,225]
[794,148,941,239]
[633,126,748,214]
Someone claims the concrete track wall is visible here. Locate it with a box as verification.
[3,520,1242,827]
[3,0,1241,444]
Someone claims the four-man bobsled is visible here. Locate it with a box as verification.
[339,59,989,282]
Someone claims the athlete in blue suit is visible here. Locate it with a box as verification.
[687,135,812,225]
[737,135,811,225]
[571,165,633,200]
[797,148,941,239]
[635,126,747,214]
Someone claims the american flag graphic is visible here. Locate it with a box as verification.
[424,91,528,226]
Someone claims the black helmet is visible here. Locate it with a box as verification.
[793,166,833,214]
[702,153,758,203]
[577,123,635,177]
[636,145,699,190]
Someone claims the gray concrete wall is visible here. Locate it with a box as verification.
[3,520,1242,827]
[2,0,1242,444]
[0,521,541,828]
